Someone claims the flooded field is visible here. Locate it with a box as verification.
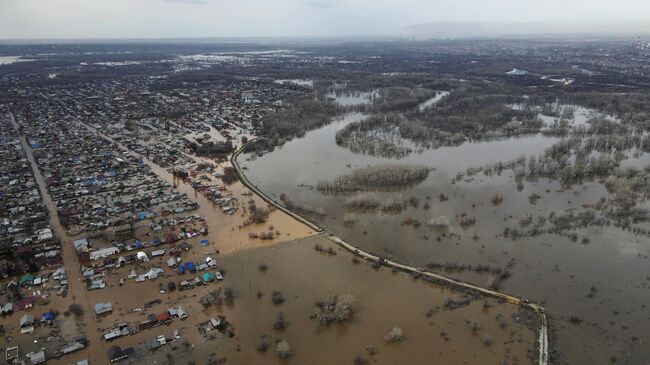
[189,236,537,365]
[239,112,650,363]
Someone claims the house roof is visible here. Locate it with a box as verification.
[95,302,113,314]
[107,346,123,360]
[156,312,171,322]
[20,313,34,326]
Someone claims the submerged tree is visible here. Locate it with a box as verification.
[314,294,355,324]
[276,340,292,358]
[385,327,404,343]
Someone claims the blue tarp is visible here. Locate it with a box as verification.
[200,239,209,246]
[178,266,185,274]
[42,310,55,321]
[134,240,144,249]
[184,262,197,273]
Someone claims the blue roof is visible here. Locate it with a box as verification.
[202,272,214,282]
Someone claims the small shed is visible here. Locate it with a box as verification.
[20,314,35,333]
[28,350,45,364]
[19,274,34,286]
[108,346,127,362]
[202,271,214,283]
[1,302,13,315]
[95,302,113,315]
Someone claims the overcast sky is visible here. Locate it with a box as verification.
[1,0,649,39]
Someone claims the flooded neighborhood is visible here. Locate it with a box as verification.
[1,15,650,365]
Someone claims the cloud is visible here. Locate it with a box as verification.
[163,0,208,4]
[407,21,650,38]
[1,0,649,39]
[304,0,344,8]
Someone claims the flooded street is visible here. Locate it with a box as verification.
[240,112,650,363]
[72,113,316,255]
[8,111,107,364]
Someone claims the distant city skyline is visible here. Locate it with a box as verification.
[1,0,650,39]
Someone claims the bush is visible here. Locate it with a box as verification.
[314,294,355,324]
[491,193,504,205]
[68,303,84,317]
[353,354,368,364]
[223,286,235,305]
[221,166,239,185]
[200,287,235,308]
[427,215,450,229]
[481,334,493,346]
[276,340,291,358]
[385,327,404,343]
[248,204,270,224]
[272,291,285,305]
[273,312,287,329]
[256,336,268,352]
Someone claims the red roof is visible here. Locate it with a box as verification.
[13,247,33,256]
[19,296,39,309]
[156,312,171,322]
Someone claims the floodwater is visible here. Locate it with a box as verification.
[418,91,450,111]
[0,56,33,65]
[239,111,650,363]
[326,90,380,106]
[202,236,537,365]
[274,79,314,88]
[506,68,529,75]
[508,103,620,127]
[69,236,536,365]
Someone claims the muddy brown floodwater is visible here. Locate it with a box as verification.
[188,236,537,365]
[240,112,650,364]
